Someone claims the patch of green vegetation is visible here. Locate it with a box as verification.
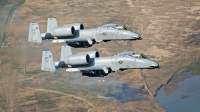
[186,59,200,75]
[0,58,10,65]
[6,31,15,38]
[14,15,27,22]
[21,79,32,87]
[57,86,76,95]
[26,5,49,17]
[12,60,20,69]
[34,92,57,108]
[87,97,111,106]
[48,1,56,5]
[87,97,100,105]
[26,5,37,15]
[21,91,58,110]
[26,95,36,100]
[25,71,42,75]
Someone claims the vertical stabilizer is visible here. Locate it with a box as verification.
[41,51,56,73]
[28,23,42,44]
[60,45,72,61]
[46,18,58,33]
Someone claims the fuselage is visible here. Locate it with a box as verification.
[42,24,141,47]
[95,56,159,71]
[72,55,159,72]
[77,28,141,42]
[54,27,141,42]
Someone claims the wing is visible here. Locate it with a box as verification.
[66,66,112,76]
[52,37,95,47]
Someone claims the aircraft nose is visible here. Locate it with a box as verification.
[137,34,142,40]
[149,61,160,68]
[132,33,142,40]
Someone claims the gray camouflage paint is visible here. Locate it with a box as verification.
[41,45,159,77]
[29,18,141,47]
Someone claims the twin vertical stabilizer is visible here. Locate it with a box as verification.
[41,45,73,72]
[29,18,58,44]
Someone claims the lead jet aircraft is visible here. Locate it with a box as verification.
[41,45,159,77]
[28,18,141,48]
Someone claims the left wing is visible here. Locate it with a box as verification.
[66,66,112,76]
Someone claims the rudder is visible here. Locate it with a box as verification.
[41,51,56,73]
[28,23,42,44]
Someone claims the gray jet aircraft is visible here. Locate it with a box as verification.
[41,45,159,77]
[29,18,141,48]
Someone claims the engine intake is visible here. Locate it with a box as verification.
[65,54,90,65]
[51,26,75,37]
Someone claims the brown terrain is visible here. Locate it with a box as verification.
[1,0,200,111]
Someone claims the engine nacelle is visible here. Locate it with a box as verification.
[65,54,90,65]
[51,26,75,37]
[76,51,100,58]
[63,23,84,30]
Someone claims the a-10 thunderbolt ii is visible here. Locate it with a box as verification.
[28,18,141,47]
[41,45,159,77]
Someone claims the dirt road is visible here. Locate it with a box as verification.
[26,87,94,112]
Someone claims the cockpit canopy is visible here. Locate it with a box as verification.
[116,51,148,59]
[99,24,132,31]
[115,25,130,30]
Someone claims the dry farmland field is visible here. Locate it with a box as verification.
[0,0,200,111]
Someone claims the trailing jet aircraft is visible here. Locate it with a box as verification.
[28,18,141,48]
[41,45,159,77]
